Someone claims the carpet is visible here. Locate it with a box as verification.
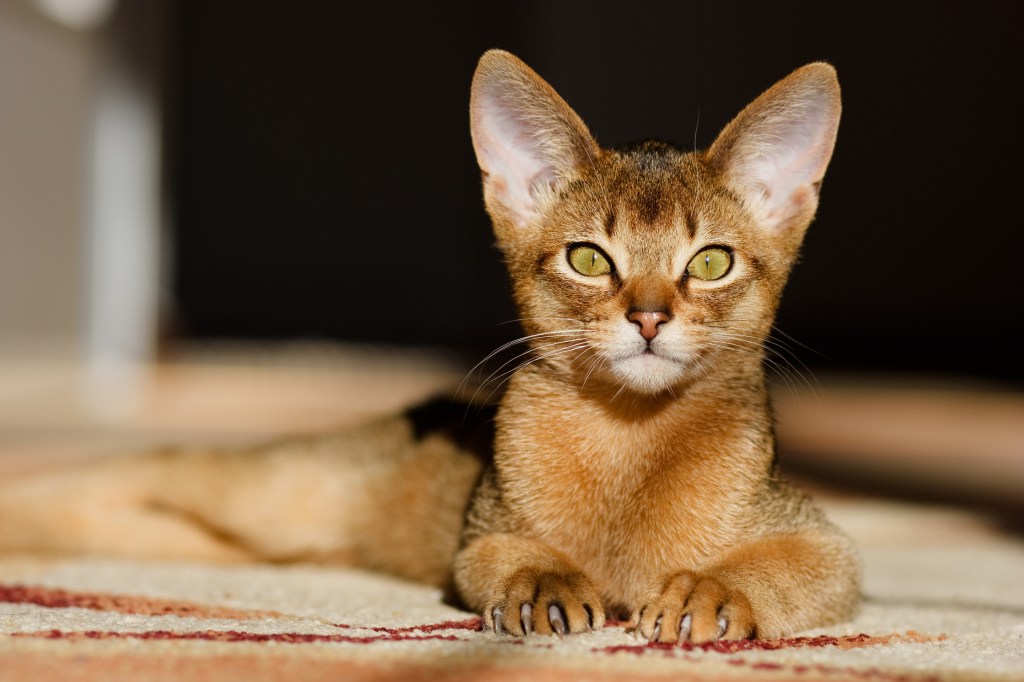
[0,345,1022,680]
[2,495,1022,681]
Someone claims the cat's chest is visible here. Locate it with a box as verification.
[497,404,749,599]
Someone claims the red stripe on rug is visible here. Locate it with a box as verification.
[729,659,939,682]
[362,618,483,634]
[0,584,278,619]
[12,629,464,644]
[0,642,946,682]
[594,630,945,655]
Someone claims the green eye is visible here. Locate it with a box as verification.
[568,245,612,276]
[686,247,732,281]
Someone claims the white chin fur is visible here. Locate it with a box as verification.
[608,352,689,395]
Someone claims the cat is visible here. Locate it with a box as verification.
[0,50,859,643]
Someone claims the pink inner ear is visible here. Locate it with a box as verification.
[733,98,835,231]
[473,95,557,226]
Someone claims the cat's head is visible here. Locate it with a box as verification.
[470,50,840,397]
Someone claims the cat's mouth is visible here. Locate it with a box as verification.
[606,346,692,395]
[614,344,677,363]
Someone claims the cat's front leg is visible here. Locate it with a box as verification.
[635,532,860,642]
[453,532,606,636]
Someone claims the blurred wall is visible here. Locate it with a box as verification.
[0,2,97,353]
[168,1,1024,384]
[5,2,1016,385]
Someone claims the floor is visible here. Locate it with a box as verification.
[1,343,1022,680]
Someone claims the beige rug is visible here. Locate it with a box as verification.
[1,345,1022,680]
[1,496,1023,682]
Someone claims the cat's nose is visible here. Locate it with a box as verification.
[627,310,670,341]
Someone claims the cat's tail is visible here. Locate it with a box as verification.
[0,398,492,587]
[0,451,252,562]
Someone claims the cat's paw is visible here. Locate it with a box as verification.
[484,568,605,636]
[634,571,754,643]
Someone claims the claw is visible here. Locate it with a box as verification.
[548,604,567,635]
[649,615,662,643]
[492,607,504,635]
[631,607,645,639]
[521,603,533,635]
[716,614,728,640]
[679,613,692,642]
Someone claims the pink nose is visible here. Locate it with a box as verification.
[627,311,670,341]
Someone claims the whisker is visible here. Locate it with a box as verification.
[703,327,821,402]
[581,350,608,388]
[495,317,591,327]
[457,328,596,395]
[701,337,800,393]
[483,340,592,387]
[568,344,595,368]
[468,337,586,406]
[771,325,831,361]
[481,342,592,404]
[609,375,630,403]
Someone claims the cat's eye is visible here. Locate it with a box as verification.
[686,247,732,281]
[568,244,613,277]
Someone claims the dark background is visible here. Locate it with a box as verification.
[167,1,1023,384]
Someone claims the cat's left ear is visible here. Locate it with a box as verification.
[707,63,841,236]
[470,50,600,231]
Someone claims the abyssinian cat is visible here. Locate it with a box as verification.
[0,50,859,642]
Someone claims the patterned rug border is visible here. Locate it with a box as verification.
[2,581,960,682]
[0,638,947,682]
[0,583,279,620]
[7,626,944,652]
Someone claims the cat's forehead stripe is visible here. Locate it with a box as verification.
[604,208,616,237]
[684,206,698,241]
[609,190,696,245]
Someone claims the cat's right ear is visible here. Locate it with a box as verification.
[707,63,841,239]
[470,50,599,231]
